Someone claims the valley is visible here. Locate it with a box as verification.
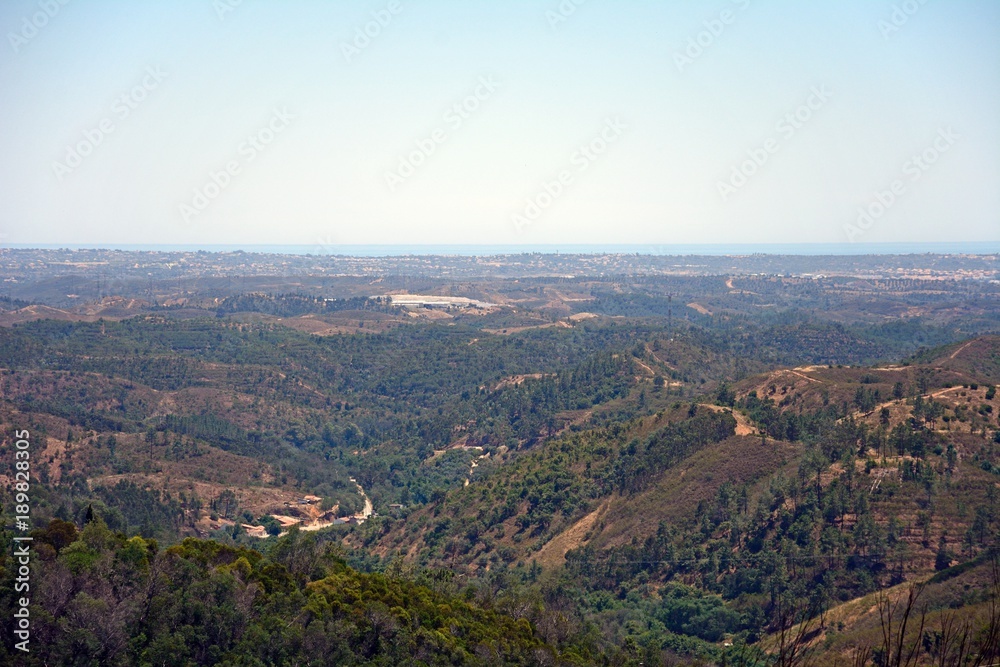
[0,249,998,665]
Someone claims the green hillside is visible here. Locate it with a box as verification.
[1,307,998,664]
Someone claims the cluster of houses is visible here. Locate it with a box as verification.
[286,494,323,507]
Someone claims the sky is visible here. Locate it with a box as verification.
[0,0,997,248]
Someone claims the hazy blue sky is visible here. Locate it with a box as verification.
[0,0,997,247]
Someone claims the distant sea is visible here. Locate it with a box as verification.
[5,242,999,256]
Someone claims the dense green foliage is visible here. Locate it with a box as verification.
[0,316,661,521]
[0,519,548,666]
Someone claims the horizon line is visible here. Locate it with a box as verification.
[3,241,1000,258]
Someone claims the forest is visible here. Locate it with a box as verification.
[1,265,999,665]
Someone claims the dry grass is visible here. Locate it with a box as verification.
[589,435,800,551]
[534,500,610,568]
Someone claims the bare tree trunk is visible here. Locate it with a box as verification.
[971,556,1000,667]
[774,596,815,667]
[876,582,926,667]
